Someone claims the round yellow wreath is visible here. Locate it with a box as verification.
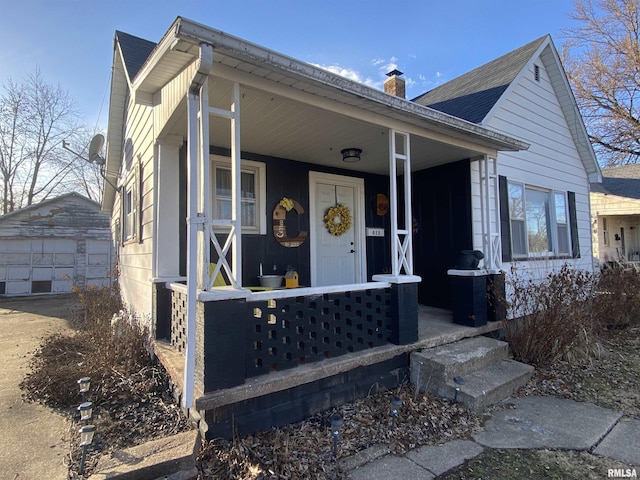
[324,204,352,236]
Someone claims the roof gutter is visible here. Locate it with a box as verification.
[183,42,213,411]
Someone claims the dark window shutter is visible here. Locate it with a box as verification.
[499,175,512,262]
[568,191,580,258]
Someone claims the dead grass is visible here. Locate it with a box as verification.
[19,284,192,477]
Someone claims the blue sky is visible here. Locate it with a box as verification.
[0,0,578,130]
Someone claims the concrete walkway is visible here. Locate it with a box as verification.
[0,295,76,480]
[347,396,639,479]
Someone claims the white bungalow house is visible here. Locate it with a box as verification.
[590,165,640,266]
[101,19,598,439]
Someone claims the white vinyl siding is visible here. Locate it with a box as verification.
[115,96,155,323]
[471,51,594,272]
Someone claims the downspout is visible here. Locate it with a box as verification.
[183,43,213,410]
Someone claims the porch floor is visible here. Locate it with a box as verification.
[153,306,503,411]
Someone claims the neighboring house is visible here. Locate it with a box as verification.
[590,165,640,266]
[0,193,112,296]
[101,18,598,439]
[414,35,602,294]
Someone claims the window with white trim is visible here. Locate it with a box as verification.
[122,177,137,242]
[507,182,571,258]
[210,155,266,234]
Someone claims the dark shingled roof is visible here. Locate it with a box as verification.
[412,36,547,124]
[591,164,640,200]
[115,31,157,81]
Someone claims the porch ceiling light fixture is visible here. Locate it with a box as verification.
[341,148,362,163]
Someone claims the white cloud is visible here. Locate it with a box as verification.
[313,63,380,89]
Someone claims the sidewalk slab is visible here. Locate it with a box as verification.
[474,396,622,450]
[594,417,640,465]
[348,454,434,480]
[406,440,484,476]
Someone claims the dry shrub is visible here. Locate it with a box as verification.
[21,283,153,408]
[593,264,640,328]
[501,264,600,367]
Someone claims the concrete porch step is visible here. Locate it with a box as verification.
[410,336,509,390]
[410,336,534,412]
[442,359,535,412]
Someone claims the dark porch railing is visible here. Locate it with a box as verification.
[159,281,417,393]
[245,288,392,377]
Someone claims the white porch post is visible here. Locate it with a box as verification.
[205,81,242,289]
[231,82,242,286]
[198,78,211,290]
[388,129,414,276]
[477,155,502,271]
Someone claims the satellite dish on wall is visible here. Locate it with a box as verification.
[88,134,105,165]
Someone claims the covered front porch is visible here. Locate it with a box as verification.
[139,19,525,423]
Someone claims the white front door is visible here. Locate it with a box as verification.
[310,172,366,287]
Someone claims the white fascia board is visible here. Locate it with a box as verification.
[102,50,128,214]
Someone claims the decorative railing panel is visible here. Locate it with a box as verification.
[170,289,188,353]
[246,288,392,377]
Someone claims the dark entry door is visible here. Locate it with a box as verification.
[413,159,472,308]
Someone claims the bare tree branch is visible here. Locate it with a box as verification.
[563,0,640,166]
[0,68,101,213]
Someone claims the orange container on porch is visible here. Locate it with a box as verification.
[285,270,299,288]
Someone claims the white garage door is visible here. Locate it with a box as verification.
[0,239,76,295]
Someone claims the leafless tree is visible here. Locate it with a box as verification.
[0,69,101,214]
[563,0,640,166]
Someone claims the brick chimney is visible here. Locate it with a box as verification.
[384,69,405,99]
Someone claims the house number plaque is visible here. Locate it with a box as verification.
[273,200,308,248]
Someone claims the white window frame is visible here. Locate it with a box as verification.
[122,176,137,242]
[210,155,266,235]
[507,181,571,258]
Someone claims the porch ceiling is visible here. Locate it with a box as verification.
[167,79,486,175]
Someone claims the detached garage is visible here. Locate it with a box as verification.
[0,193,112,296]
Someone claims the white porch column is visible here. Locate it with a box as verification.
[205,81,242,289]
[198,78,211,290]
[230,82,242,286]
[154,135,183,278]
[388,129,414,276]
[477,155,502,271]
